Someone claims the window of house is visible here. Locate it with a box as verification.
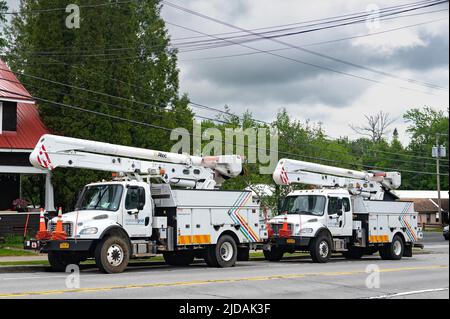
[426,213,431,224]
[436,213,440,223]
[0,101,17,133]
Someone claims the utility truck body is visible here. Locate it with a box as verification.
[25,135,265,273]
[264,159,423,263]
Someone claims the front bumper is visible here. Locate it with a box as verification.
[266,236,311,247]
[24,239,95,253]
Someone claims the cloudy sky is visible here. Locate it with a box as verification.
[5,0,450,145]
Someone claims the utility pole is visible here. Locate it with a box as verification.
[432,133,446,225]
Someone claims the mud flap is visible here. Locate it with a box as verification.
[403,244,413,257]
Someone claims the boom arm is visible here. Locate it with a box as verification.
[273,158,401,200]
[30,134,244,189]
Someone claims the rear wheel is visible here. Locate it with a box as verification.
[310,233,332,263]
[379,235,404,260]
[342,247,364,260]
[48,251,80,272]
[163,252,194,266]
[95,236,130,274]
[263,247,284,262]
[204,235,237,268]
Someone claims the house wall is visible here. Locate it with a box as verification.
[419,211,443,226]
[0,173,20,210]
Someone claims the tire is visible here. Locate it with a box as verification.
[379,235,404,260]
[95,236,130,274]
[263,247,284,262]
[48,251,80,272]
[205,235,237,268]
[163,252,194,266]
[342,247,364,260]
[309,233,332,263]
[204,246,219,267]
[237,247,250,261]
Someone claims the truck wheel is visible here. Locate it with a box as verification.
[204,246,219,267]
[310,233,332,263]
[237,247,250,261]
[163,252,194,266]
[48,252,80,272]
[206,235,237,268]
[263,248,284,262]
[342,247,364,259]
[95,236,130,274]
[380,235,404,260]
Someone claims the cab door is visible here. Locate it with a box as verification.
[327,196,352,236]
[122,185,152,238]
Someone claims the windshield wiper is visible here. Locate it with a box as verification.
[92,188,109,210]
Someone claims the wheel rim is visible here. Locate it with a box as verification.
[393,240,402,256]
[220,242,234,262]
[319,240,329,258]
[107,244,124,267]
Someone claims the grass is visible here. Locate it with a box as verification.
[0,235,39,257]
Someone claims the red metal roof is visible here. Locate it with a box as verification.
[0,59,33,103]
[1,59,49,150]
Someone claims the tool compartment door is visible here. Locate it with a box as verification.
[176,208,192,245]
[191,209,212,245]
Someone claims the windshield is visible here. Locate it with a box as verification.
[280,195,326,216]
[75,185,123,212]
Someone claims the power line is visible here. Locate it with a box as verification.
[180,16,448,62]
[1,86,447,177]
[163,0,449,93]
[3,0,139,15]
[2,64,446,165]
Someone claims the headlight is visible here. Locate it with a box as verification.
[300,228,314,234]
[80,227,98,235]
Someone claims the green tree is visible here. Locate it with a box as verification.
[0,0,7,49]
[5,0,193,209]
[403,107,449,190]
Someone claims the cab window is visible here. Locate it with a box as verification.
[328,197,340,214]
[343,198,351,212]
[125,187,145,210]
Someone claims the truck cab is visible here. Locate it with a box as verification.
[53,180,152,241]
[269,189,353,237]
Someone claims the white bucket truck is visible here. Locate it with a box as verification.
[25,135,265,273]
[264,159,423,263]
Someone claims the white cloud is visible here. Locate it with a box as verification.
[161,0,449,145]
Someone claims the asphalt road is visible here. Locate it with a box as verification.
[0,233,448,299]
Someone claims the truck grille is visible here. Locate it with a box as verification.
[270,223,293,235]
[49,222,73,237]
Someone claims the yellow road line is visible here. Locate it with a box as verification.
[0,264,447,298]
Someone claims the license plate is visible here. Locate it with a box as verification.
[60,242,70,249]
[286,238,295,244]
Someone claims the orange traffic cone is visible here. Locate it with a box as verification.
[51,207,67,240]
[278,213,291,238]
[35,208,51,240]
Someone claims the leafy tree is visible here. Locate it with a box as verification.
[5,0,193,209]
[403,107,449,190]
[0,0,7,51]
